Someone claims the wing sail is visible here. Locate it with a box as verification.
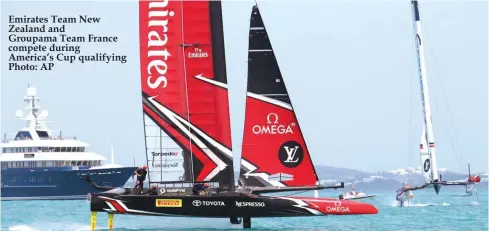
[238,5,319,188]
[139,0,234,188]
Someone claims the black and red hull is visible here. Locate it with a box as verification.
[90,191,378,218]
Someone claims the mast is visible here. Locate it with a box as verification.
[411,0,439,185]
[23,84,40,129]
[111,145,114,165]
[17,84,51,134]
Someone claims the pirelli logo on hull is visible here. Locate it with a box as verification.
[155,199,182,207]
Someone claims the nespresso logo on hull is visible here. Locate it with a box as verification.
[235,201,266,207]
[145,0,175,90]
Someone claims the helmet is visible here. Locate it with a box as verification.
[204,183,210,187]
[143,165,148,169]
[151,185,157,189]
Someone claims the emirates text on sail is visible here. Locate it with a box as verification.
[145,0,174,90]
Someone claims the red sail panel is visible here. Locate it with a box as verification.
[139,0,233,185]
[140,0,185,117]
[238,5,319,188]
[181,1,233,182]
[140,0,189,183]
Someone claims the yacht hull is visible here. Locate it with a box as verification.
[1,167,136,200]
[90,192,378,217]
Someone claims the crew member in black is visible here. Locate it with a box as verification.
[134,165,148,191]
[146,185,158,195]
[192,182,210,195]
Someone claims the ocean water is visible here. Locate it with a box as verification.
[1,187,487,231]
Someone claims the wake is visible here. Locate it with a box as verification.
[469,201,480,206]
[7,223,94,231]
[5,218,236,231]
[388,200,450,207]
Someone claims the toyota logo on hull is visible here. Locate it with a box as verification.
[192,200,202,206]
[192,200,225,207]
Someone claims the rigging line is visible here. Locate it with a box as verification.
[153,122,162,182]
[422,19,466,171]
[429,46,466,166]
[407,0,418,182]
[283,190,310,197]
[159,127,163,182]
[426,46,466,172]
[431,96,464,170]
[179,1,195,184]
[407,28,415,180]
[143,115,151,183]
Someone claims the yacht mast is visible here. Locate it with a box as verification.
[19,84,50,132]
[23,83,40,128]
[411,0,439,185]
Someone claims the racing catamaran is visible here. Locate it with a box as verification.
[85,1,377,230]
[465,164,481,196]
[395,0,470,207]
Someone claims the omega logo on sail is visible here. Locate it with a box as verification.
[252,113,295,135]
[145,0,175,90]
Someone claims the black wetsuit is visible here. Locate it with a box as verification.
[192,183,206,195]
[147,188,158,195]
[134,169,147,189]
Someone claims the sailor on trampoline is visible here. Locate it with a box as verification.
[146,184,158,195]
[192,182,210,195]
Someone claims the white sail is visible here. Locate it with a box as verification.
[411,0,438,182]
[419,127,432,183]
[143,114,186,183]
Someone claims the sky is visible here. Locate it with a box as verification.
[0,0,487,174]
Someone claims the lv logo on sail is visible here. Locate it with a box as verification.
[284,146,300,163]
